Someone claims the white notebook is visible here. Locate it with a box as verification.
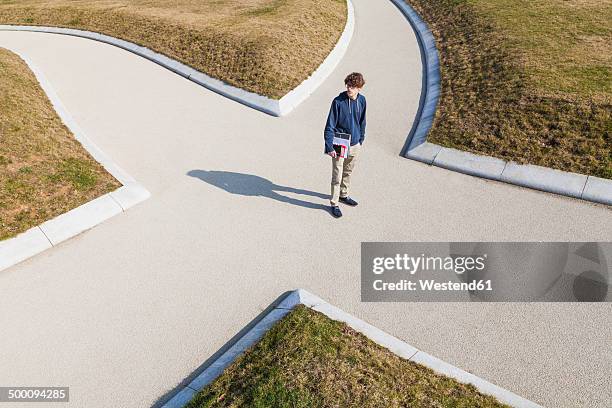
[332,132,351,158]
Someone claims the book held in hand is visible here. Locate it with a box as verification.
[332,132,351,158]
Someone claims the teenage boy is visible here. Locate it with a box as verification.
[323,72,367,218]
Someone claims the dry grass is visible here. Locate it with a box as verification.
[186,305,510,408]
[473,0,611,101]
[406,0,611,178]
[0,47,120,241]
[0,0,347,99]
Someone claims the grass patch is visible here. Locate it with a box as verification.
[0,47,120,240]
[405,0,611,178]
[186,305,510,408]
[0,0,347,99]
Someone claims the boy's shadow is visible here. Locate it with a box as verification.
[187,170,330,212]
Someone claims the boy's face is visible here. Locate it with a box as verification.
[346,85,361,99]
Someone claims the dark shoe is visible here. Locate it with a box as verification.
[330,206,343,218]
[339,196,358,206]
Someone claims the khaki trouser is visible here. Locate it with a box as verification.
[330,143,361,206]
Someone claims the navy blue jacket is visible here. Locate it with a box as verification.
[323,91,367,153]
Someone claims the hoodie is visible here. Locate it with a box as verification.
[323,91,367,154]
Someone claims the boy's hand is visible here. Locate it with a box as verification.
[328,150,337,158]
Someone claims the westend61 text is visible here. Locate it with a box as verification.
[373,279,493,292]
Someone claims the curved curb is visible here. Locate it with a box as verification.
[389,0,441,156]
[161,289,542,408]
[0,52,150,272]
[0,0,354,117]
[391,1,611,206]
[278,0,354,115]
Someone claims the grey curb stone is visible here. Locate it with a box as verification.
[501,162,588,198]
[581,176,612,206]
[275,287,325,309]
[434,147,507,180]
[161,387,196,408]
[100,35,141,53]
[410,351,542,408]
[189,70,281,116]
[0,227,52,271]
[161,289,542,408]
[109,184,152,211]
[0,0,353,117]
[389,0,440,154]
[184,308,291,393]
[39,194,123,246]
[0,52,150,272]
[404,141,441,164]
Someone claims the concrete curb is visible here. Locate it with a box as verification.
[278,0,354,116]
[500,162,587,198]
[390,0,440,155]
[428,146,612,205]
[0,0,354,117]
[392,0,612,206]
[582,176,612,206]
[404,141,442,164]
[161,289,542,408]
[0,52,150,272]
[435,147,507,181]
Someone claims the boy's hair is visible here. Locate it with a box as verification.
[344,72,365,88]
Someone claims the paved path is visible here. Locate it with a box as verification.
[0,1,610,407]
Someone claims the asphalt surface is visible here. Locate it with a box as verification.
[0,0,611,407]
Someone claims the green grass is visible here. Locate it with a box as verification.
[471,0,611,100]
[186,305,510,408]
[405,0,611,178]
[0,0,347,99]
[0,47,120,240]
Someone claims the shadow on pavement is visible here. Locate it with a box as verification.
[187,170,330,212]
